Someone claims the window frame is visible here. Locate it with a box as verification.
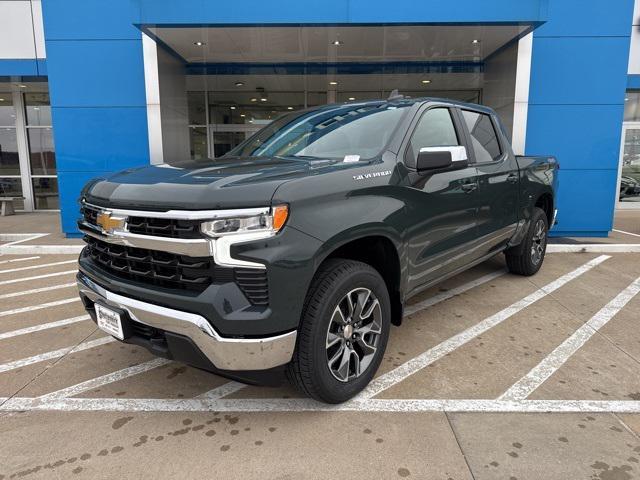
[402,104,465,170]
[458,108,506,166]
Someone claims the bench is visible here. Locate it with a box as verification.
[0,197,23,216]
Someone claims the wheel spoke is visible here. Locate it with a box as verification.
[350,350,361,377]
[335,346,351,381]
[354,290,371,320]
[328,343,346,368]
[361,298,379,320]
[356,336,377,356]
[331,306,347,326]
[326,331,342,349]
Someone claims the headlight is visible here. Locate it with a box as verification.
[201,205,289,238]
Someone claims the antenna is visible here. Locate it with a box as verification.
[387,89,404,101]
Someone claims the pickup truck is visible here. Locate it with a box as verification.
[76,97,558,403]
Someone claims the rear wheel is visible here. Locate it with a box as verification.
[286,259,391,403]
[505,207,549,276]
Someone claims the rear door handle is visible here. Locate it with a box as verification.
[506,174,518,184]
[461,183,478,193]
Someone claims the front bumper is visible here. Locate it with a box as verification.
[77,272,297,371]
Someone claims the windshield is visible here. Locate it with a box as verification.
[225,103,410,160]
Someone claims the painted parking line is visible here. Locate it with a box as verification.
[0,282,76,300]
[0,336,115,374]
[2,397,640,414]
[0,259,77,275]
[499,275,640,401]
[38,358,171,401]
[356,255,611,400]
[197,381,247,399]
[0,270,77,286]
[0,256,40,265]
[0,315,90,341]
[0,297,80,318]
[613,228,640,239]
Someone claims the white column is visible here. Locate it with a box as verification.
[142,33,164,164]
[511,33,533,156]
[12,87,34,211]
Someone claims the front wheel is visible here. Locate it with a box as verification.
[286,259,391,403]
[505,207,549,276]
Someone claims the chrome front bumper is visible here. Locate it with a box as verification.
[77,273,297,371]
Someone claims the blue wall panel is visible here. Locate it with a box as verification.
[526,0,635,237]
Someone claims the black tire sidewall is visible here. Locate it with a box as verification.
[305,263,391,403]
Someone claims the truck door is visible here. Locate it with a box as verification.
[458,109,519,254]
[402,106,482,294]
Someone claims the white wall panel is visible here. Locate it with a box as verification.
[31,0,46,58]
[0,1,36,59]
[630,0,640,74]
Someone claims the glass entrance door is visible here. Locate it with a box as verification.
[618,122,640,208]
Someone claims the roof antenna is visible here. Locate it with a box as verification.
[388,89,404,101]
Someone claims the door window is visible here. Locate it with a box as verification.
[461,110,502,163]
[406,108,459,168]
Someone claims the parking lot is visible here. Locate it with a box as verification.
[1,244,640,478]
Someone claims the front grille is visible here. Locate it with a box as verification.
[84,237,269,305]
[84,236,232,292]
[81,204,202,239]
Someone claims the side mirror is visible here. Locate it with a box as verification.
[416,146,469,172]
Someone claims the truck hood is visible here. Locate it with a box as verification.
[84,156,343,210]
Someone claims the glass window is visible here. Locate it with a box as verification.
[32,177,59,209]
[620,127,640,203]
[461,110,502,163]
[188,91,206,125]
[189,126,207,160]
[0,93,16,127]
[0,178,24,209]
[228,103,410,160]
[28,128,56,175]
[625,92,640,122]
[0,127,20,175]
[24,92,52,126]
[406,108,459,168]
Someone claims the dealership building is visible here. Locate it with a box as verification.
[0,0,639,237]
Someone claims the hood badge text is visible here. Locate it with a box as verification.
[352,170,392,181]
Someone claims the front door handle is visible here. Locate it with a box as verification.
[506,174,518,184]
[461,182,478,193]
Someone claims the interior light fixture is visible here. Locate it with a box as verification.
[348,97,355,101]
[240,114,246,117]
[194,41,206,46]
[260,97,267,102]
[471,39,480,44]
[331,40,343,46]
[287,106,293,110]
[230,106,236,110]
[234,81,244,87]
[0,98,4,102]
[251,98,257,102]
[329,81,338,85]
[19,84,27,88]
[421,79,431,84]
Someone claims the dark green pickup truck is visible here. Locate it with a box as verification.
[76,97,558,403]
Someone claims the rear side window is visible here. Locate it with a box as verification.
[461,110,502,163]
[405,108,459,168]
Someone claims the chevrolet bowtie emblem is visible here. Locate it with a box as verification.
[96,212,126,234]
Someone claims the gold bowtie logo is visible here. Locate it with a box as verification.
[96,212,126,234]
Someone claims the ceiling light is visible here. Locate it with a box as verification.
[329,81,338,86]
[471,39,480,44]
[33,107,40,110]
[260,97,267,102]
[287,106,293,110]
[421,79,431,84]
[251,98,257,102]
[240,114,246,117]
[331,40,343,46]
[234,81,244,87]
[19,84,27,88]
[0,98,4,102]
[230,106,236,110]
[348,97,355,101]
[194,41,206,46]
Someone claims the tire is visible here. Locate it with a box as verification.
[505,207,549,276]
[286,259,391,403]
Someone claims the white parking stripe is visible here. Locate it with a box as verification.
[356,255,611,400]
[499,275,640,401]
[197,381,247,399]
[38,358,171,400]
[0,259,77,275]
[613,228,640,239]
[0,256,40,265]
[0,270,77,286]
[0,315,90,341]
[0,297,80,317]
[0,282,76,300]
[0,336,115,374]
[2,397,640,414]
[404,269,506,317]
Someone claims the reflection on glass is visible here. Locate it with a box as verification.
[189,126,207,160]
[624,92,640,122]
[0,127,20,175]
[28,128,56,175]
[32,177,59,209]
[621,128,640,203]
[0,91,16,127]
[188,91,206,125]
[0,178,24,209]
[24,92,52,126]
[212,132,246,158]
